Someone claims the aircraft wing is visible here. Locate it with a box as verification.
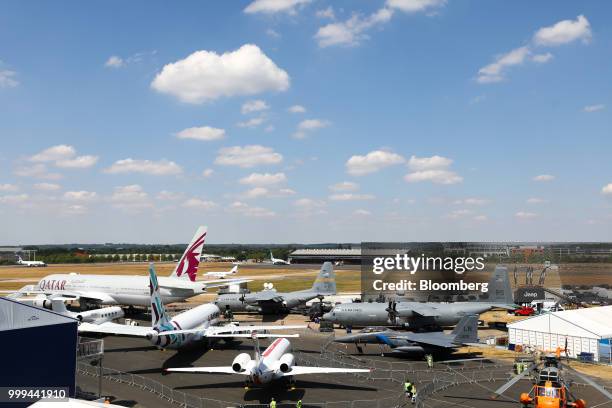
[283,367,370,376]
[386,332,455,349]
[252,292,284,303]
[165,367,248,375]
[159,324,306,337]
[78,321,152,337]
[406,303,439,317]
[5,288,114,304]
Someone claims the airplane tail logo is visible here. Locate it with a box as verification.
[170,226,207,282]
[149,263,171,329]
[311,262,336,295]
[451,315,479,344]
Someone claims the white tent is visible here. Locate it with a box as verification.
[508,305,612,362]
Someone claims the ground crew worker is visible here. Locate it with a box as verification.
[404,380,416,400]
[426,354,434,368]
[296,399,303,408]
[270,397,277,408]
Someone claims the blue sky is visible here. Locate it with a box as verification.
[0,0,611,244]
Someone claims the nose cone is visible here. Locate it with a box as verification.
[322,311,334,321]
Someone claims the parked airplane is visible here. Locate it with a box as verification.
[17,295,124,324]
[323,265,515,329]
[205,265,238,279]
[215,262,336,314]
[78,264,305,349]
[165,336,369,386]
[268,250,290,265]
[7,226,250,308]
[334,314,480,357]
[16,255,46,267]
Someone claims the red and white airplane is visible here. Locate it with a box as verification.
[165,335,370,385]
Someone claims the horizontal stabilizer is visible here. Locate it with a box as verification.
[165,366,246,375]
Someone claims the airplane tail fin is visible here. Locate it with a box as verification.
[149,263,171,329]
[230,265,238,274]
[170,226,207,282]
[311,262,336,295]
[451,315,479,344]
[479,265,513,305]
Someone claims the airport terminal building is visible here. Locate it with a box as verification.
[508,305,612,363]
[289,248,362,264]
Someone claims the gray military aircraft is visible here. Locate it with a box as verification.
[334,314,479,357]
[214,262,335,314]
[322,265,514,329]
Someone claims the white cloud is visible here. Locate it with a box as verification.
[175,126,226,141]
[533,15,591,46]
[533,174,555,182]
[182,198,218,210]
[56,155,99,169]
[237,117,266,128]
[0,69,19,88]
[109,185,152,211]
[0,184,18,192]
[202,168,214,178]
[293,198,325,209]
[408,155,453,170]
[386,0,446,13]
[515,211,537,219]
[151,44,290,104]
[276,188,296,196]
[105,56,124,68]
[64,204,88,215]
[532,52,553,63]
[293,118,330,139]
[240,172,287,186]
[315,8,394,48]
[446,209,473,219]
[329,193,375,201]
[266,28,281,38]
[243,187,269,199]
[405,154,462,184]
[454,198,490,206]
[244,0,311,15]
[104,158,183,176]
[288,105,306,113]
[0,194,28,204]
[30,145,76,162]
[157,190,184,201]
[601,184,612,195]
[405,170,462,184]
[316,6,335,19]
[28,145,98,169]
[329,181,359,192]
[63,191,98,202]
[241,99,269,114]
[473,215,488,222]
[477,46,530,84]
[14,164,62,180]
[527,197,546,204]
[346,150,405,176]
[228,201,275,217]
[215,145,283,168]
[353,209,371,216]
[583,104,605,113]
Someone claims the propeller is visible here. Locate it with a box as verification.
[491,362,536,399]
[386,301,399,326]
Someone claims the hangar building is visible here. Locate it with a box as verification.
[0,297,79,404]
[508,305,612,363]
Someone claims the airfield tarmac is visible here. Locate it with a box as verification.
[85,327,403,407]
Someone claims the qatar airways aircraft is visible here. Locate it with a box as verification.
[78,264,305,350]
[8,226,250,308]
[166,336,369,385]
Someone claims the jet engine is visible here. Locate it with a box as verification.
[232,353,251,373]
[278,353,295,373]
[31,297,52,310]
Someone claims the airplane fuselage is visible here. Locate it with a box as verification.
[36,274,207,306]
[149,303,221,349]
[215,290,318,314]
[323,302,492,328]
